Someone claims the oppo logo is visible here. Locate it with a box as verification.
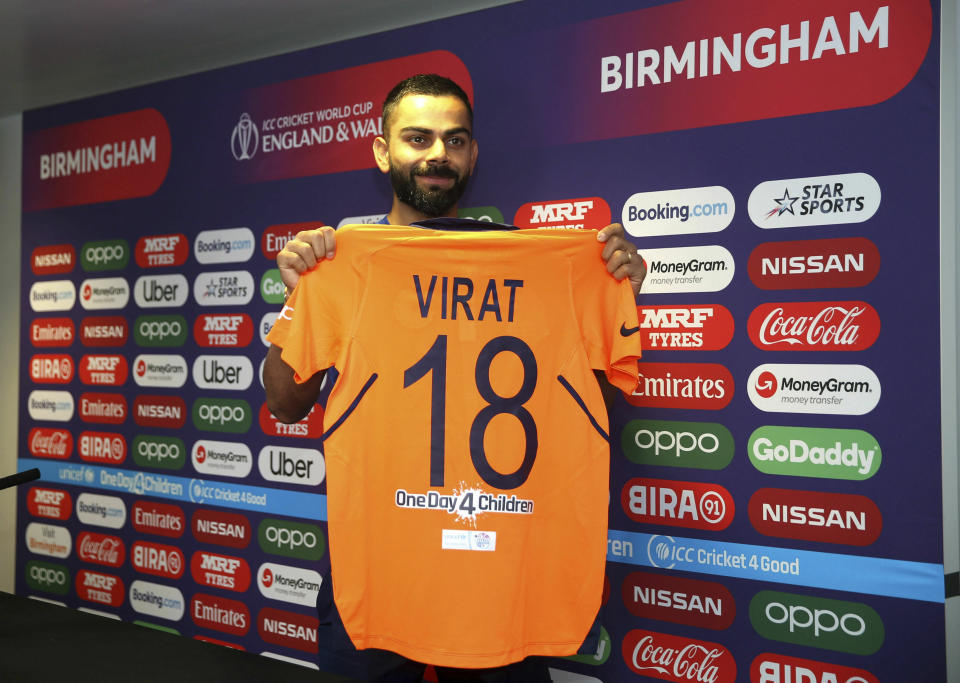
[134,274,189,308]
[638,304,734,351]
[78,277,129,310]
[78,430,126,464]
[261,222,326,259]
[749,591,884,655]
[622,629,736,683]
[26,560,70,595]
[748,425,881,480]
[31,244,76,276]
[134,233,188,268]
[748,301,880,351]
[750,653,878,683]
[621,419,734,470]
[748,238,880,290]
[75,569,124,607]
[258,401,324,439]
[192,398,252,433]
[640,245,734,294]
[192,509,251,549]
[79,354,128,386]
[80,239,129,271]
[29,280,76,312]
[626,362,733,410]
[129,579,185,621]
[513,196,611,230]
[257,606,319,653]
[258,518,325,560]
[31,317,75,347]
[257,562,322,607]
[132,500,185,538]
[192,440,252,477]
[194,314,253,348]
[258,446,325,486]
[191,550,251,592]
[131,540,185,579]
[27,486,72,520]
[622,571,735,630]
[134,315,187,347]
[133,435,186,470]
[134,395,186,428]
[622,478,734,530]
[81,316,128,346]
[749,488,882,546]
[28,427,73,459]
[194,227,255,264]
[29,354,74,384]
[192,355,254,390]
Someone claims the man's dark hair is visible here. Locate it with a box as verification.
[382,74,473,137]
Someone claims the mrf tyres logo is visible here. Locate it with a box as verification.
[622,186,734,237]
[748,425,881,481]
[750,590,884,655]
[191,550,251,592]
[641,245,734,294]
[747,301,880,351]
[513,196,611,230]
[748,172,880,229]
[748,364,880,415]
[622,478,734,531]
[638,304,734,351]
[622,629,736,683]
[135,233,188,268]
[626,362,733,410]
[621,419,734,470]
[194,314,254,348]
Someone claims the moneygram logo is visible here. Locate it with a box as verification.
[193,509,251,549]
[135,233,188,268]
[622,629,736,682]
[260,269,285,304]
[133,354,188,388]
[257,606,319,653]
[32,244,76,275]
[134,314,187,347]
[134,274,189,308]
[28,390,74,421]
[622,478,734,530]
[748,173,881,229]
[750,653,879,683]
[749,590,884,655]
[258,518,326,561]
[194,271,255,306]
[30,280,76,312]
[258,446,325,486]
[192,355,254,390]
[192,593,250,636]
[193,398,252,433]
[191,550,251,592]
[622,571,735,630]
[79,392,127,424]
[31,317,75,347]
[641,246,734,294]
[77,493,127,529]
[26,560,70,595]
[194,313,253,348]
[748,301,880,351]
[76,531,125,567]
[133,435,186,470]
[261,222,326,259]
[75,569,124,606]
[621,419,734,470]
[257,562,322,606]
[626,362,733,410]
[129,579,185,621]
[259,402,325,439]
[749,488,882,546]
[748,425,881,480]
[132,500,185,538]
[28,427,73,459]
[748,364,880,415]
[78,430,126,464]
[78,277,129,310]
[192,440,253,478]
[25,522,72,558]
[748,237,880,290]
[27,486,72,520]
[131,540,185,579]
[194,228,255,264]
[81,316,128,346]
[80,239,129,272]
[638,304,734,351]
[622,186,734,236]
[79,354,128,386]
[134,395,186,429]
[513,197,611,230]
[29,354,74,384]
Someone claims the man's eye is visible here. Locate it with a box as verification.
[410,135,425,144]
[448,137,463,146]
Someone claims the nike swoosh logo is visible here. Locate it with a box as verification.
[620,323,640,337]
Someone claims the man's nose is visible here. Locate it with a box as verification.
[425,138,449,164]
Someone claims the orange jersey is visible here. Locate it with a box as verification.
[267,224,641,667]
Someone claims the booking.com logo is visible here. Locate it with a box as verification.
[622,186,735,237]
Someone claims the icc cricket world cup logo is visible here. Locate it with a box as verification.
[231,113,259,161]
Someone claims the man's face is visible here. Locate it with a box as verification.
[375,94,478,217]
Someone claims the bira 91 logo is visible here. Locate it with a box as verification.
[30,280,76,312]
[258,402,324,439]
[750,590,884,655]
[626,362,733,410]
[258,518,326,561]
[748,301,880,351]
[193,509,251,549]
[258,446,325,486]
[27,486,72,520]
[748,425,881,481]
[81,316,129,346]
[32,244,76,275]
[133,435,186,470]
[622,629,736,683]
[748,238,880,290]
[192,398,252,433]
[749,488,882,546]
[80,240,130,272]
[134,395,186,429]
[748,173,881,229]
[261,222,326,259]
[79,392,127,424]
[193,271,255,307]
[132,500,185,538]
[622,478,734,530]
[513,197,611,230]
[622,571,735,630]
[75,569,124,607]
[29,354,74,384]
[192,593,250,636]
[258,606,319,653]
[135,314,188,347]
[194,313,254,348]
[133,274,189,308]
[31,317,75,348]
[194,228,256,265]
[28,427,73,459]
[78,277,129,310]
[748,364,880,415]
[26,560,70,596]
[640,246,734,294]
[257,562,323,607]
[135,233,188,268]
[638,304,734,351]
[191,550,251,592]
[750,652,879,683]
[78,430,126,464]
[621,419,734,470]
[131,540,185,579]
[76,531,125,567]
[79,354,128,386]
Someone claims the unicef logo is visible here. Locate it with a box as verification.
[231,113,259,161]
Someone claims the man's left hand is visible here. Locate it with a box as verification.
[598,223,646,296]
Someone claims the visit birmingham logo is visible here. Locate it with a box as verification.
[231,113,259,161]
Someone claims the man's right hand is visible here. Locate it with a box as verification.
[277,227,336,290]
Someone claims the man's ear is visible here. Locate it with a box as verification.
[373,136,390,173]
[469,138,479,173]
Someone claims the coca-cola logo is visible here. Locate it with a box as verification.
[748,238,880,290]
[748,301,880,351]
[78,431,127,464]
[622,571,735,630]
[748,488,882,546]
[622,629,736,682]
[258,402,324,439]
[30,317,75,348]
[134,233,188,268]
[622,478,735,530]
[27,486,72,520]
[29,354,74,384]
[625,363,733,410]
[194,314,254,348]
[80,316,129,347]
[638,304,734,351]
[132,500,185,538]
[31,244,76,275]
[76,531,125,567]
[28,427,73,459]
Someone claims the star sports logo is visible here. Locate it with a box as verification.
[765,189,799,219]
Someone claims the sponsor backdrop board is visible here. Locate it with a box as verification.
[17,0,945,680]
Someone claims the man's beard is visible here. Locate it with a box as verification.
[389,163,470,218]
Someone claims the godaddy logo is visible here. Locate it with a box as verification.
[260,269,285,304]
[622,419,734,470]
[748,426,881,480]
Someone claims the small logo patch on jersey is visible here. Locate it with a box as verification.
[620,323,641,337]
[442,529,497,551]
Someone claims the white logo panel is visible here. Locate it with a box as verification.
[76,493,127,529]
[194,228,256,264]
[192,355,254,390]
[257,562,322,606]
[79,277,129,310]
[28,390,75,421]
[748,172,881,228]
[641,245,735,294]
[129,580,185,621]
[30,281,76,312]
[25,522,72,558]
[133,354,188,388]
[747,363,881,415]
[134,274,189,308]
[258,446,325,486]
[193,270,255,306]
[192,440,253,478]
[622,186,734,236]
